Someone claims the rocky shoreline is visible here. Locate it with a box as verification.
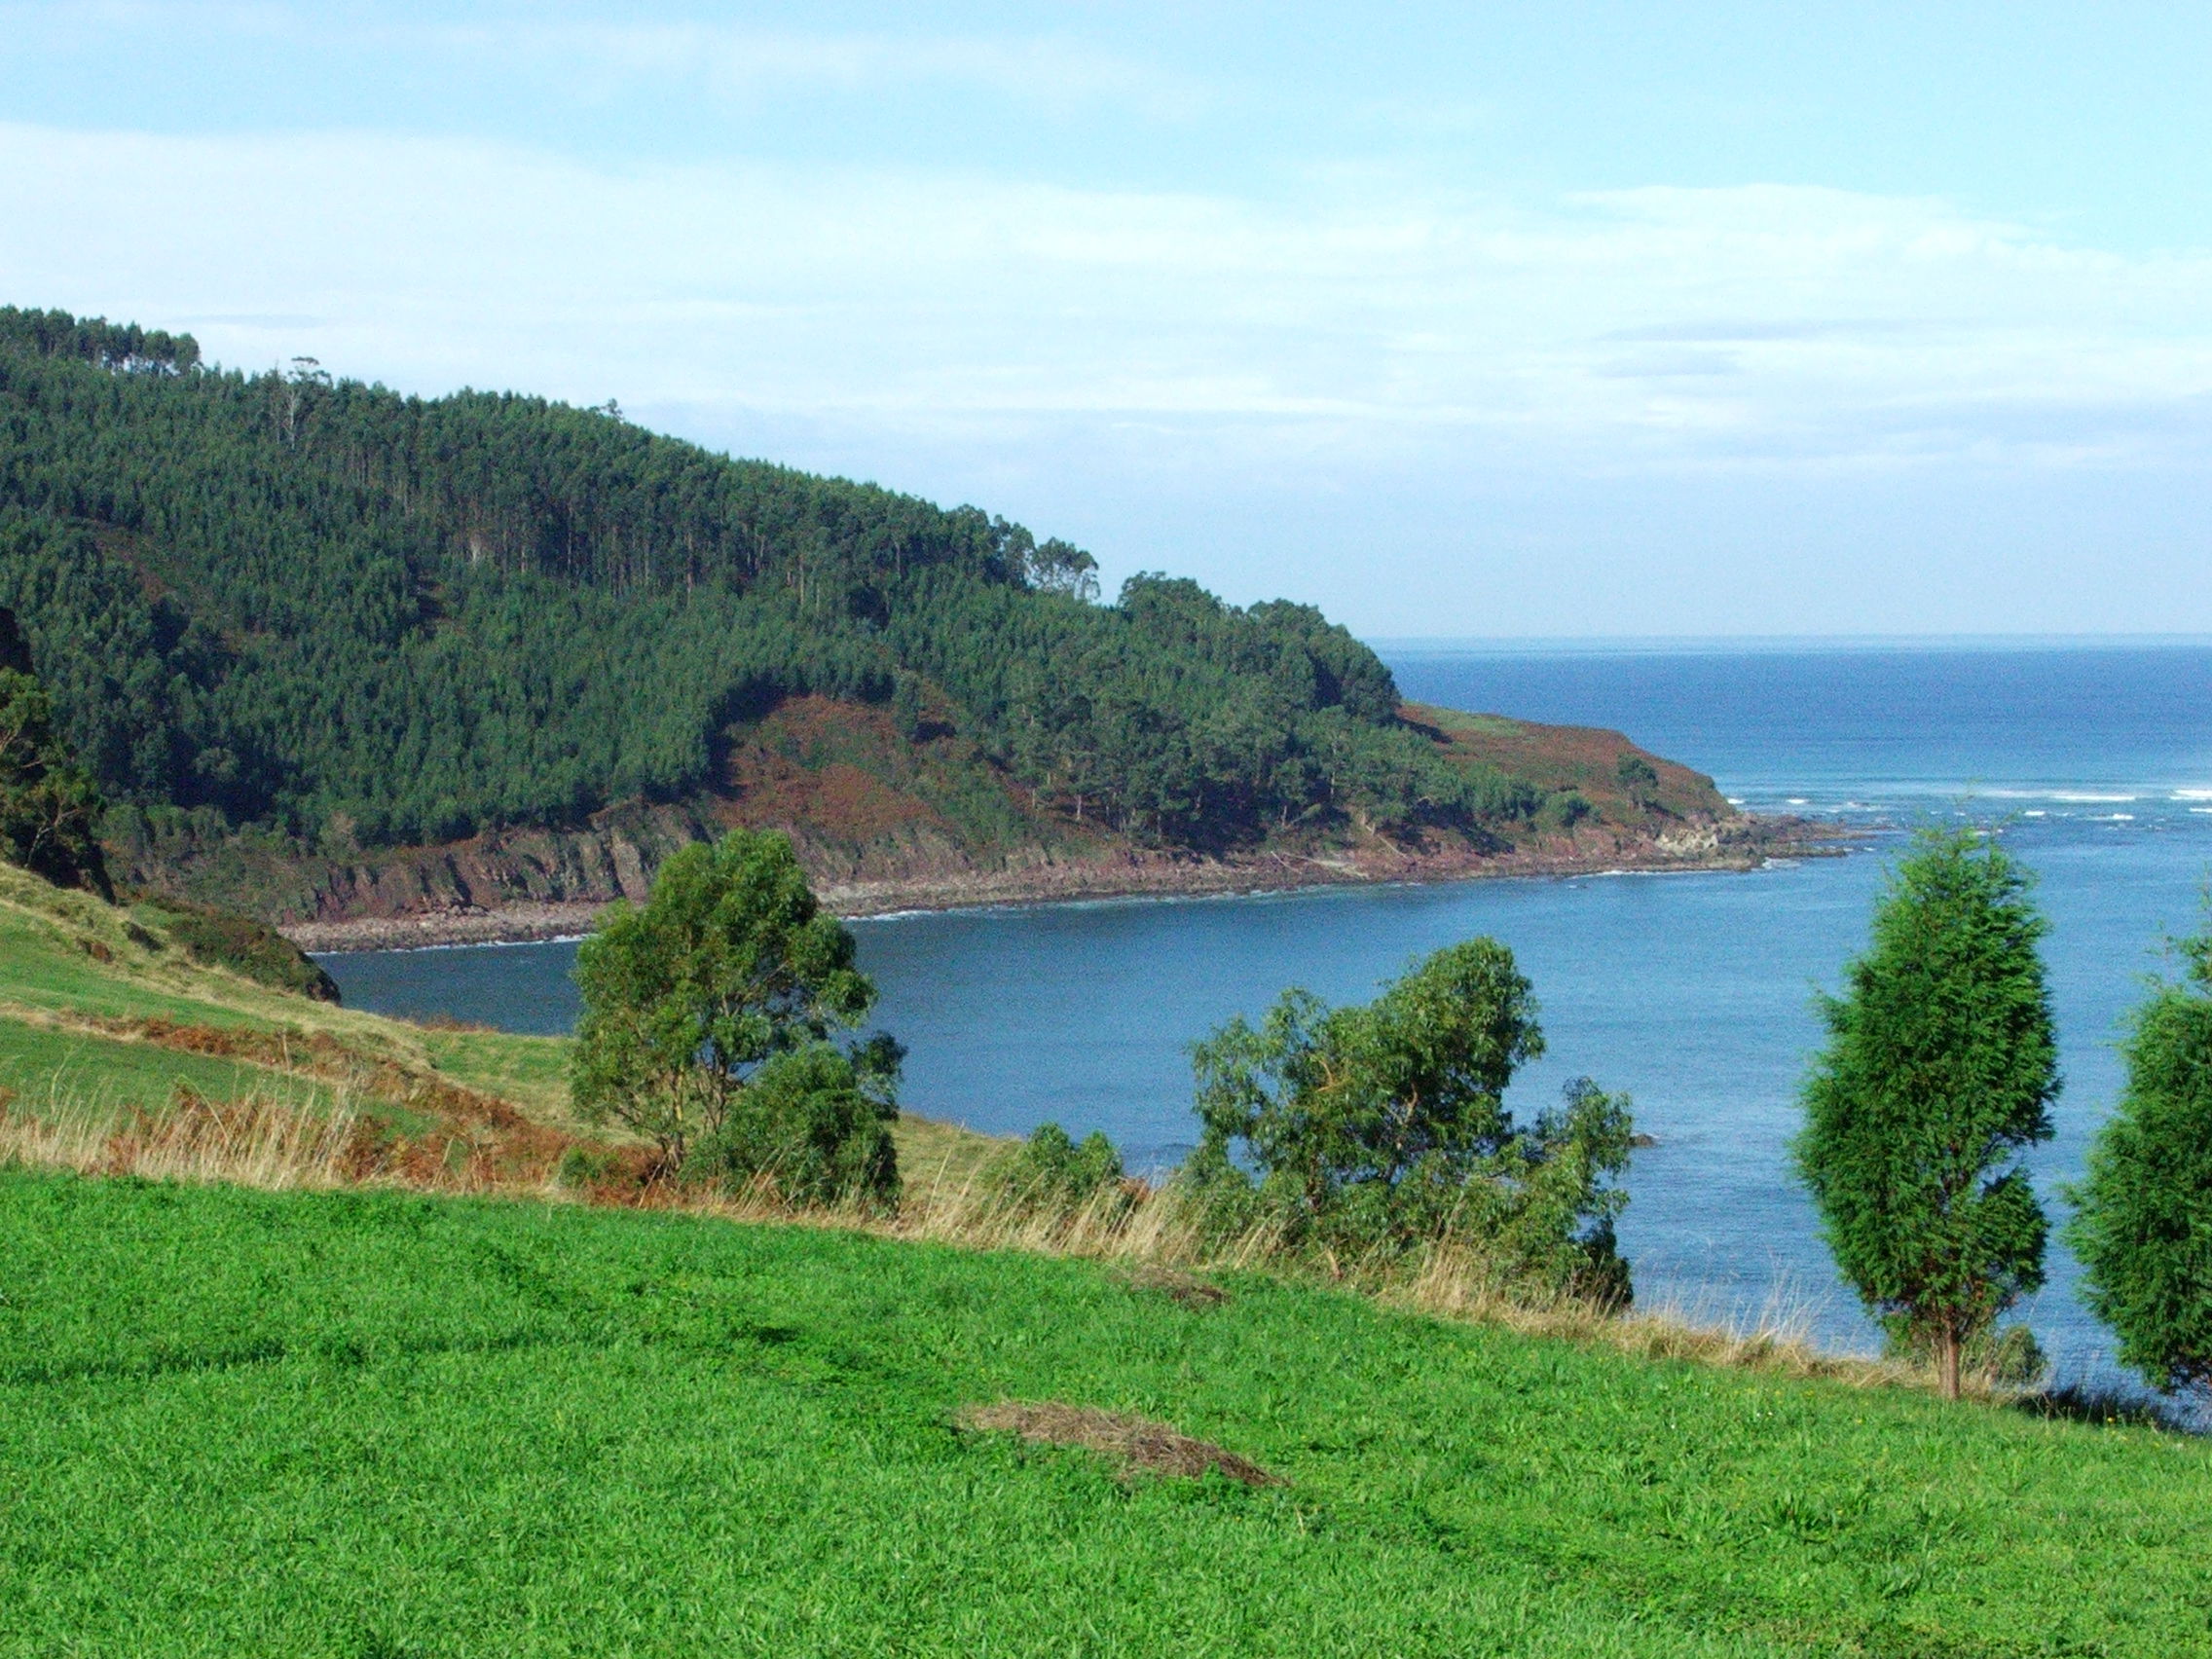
[282,815,1845,954]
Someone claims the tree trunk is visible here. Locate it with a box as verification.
[1937,1327,1963,1401]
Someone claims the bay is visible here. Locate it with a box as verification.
[321,639,2212,1388]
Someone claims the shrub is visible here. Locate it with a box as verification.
[1184,940,1634,1299]
[1614,754,1659,805]
[132,892,340,1002]
[992,1122,1125,1217]
[1546,791,1592,830]
[682,1041,900,1208]
[556,1146,622,1189]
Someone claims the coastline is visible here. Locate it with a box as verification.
[284,814,1847,954]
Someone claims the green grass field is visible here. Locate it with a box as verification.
[0,862,569,1111]
[2,1170,2205,1658]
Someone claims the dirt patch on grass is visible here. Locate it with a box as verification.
[957,1400,1281,1487]
[1114,1264,1230,1308]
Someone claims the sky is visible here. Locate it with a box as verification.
[4,1,2212,637]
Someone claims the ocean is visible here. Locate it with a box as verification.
[320,639,2212,1388]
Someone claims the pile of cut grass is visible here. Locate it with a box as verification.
[0,1170,2205,1657]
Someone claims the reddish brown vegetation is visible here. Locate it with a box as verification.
[74,1016,576,1188]
[719,697,957,843]
[1113,1264,1230,1308]
[1401,701,1726,823]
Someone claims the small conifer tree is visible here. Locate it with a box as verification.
[2067,925,2212,1397]
[1794,828,2059,1400]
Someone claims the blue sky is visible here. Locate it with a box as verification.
[4,2,2211,636]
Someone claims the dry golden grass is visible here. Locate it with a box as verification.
[1393,1238,1915,1390]
[0,1091,365,1192]
[0,1066,1945,1402]
[0,1083,579,1198]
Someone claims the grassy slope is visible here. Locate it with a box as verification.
[7,862,2205,1655]
[0,862,1000,1182]
[2,1171,2205,1658]
[0,862,548,1112]
[1404,701,1731,830]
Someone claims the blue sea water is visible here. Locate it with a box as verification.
[320,640,2212,1389]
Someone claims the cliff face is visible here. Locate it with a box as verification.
[105,696,1774,949]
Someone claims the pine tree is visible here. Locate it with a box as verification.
[1794,828,2059,1399]
[2066,925,2212,1396]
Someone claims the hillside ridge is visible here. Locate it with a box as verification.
[0,304,1807,939]
[113,694,1798,950]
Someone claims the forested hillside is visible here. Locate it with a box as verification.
[0,305,1734,926]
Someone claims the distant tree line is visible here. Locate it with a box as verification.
[0,306,1526,856]
[0,306,200,375]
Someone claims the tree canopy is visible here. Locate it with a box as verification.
[0,604,108,896]
[1794,828,2059,1399]
[0,305,1525,861]
[570,829,901,1203]
[2066,925,2212,1397]
[1186,940,1634,1300]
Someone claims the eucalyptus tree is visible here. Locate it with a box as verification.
[1188,940,1635,1302]
[571,830,901,1204]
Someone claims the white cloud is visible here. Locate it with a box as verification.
[8,121,2212,508]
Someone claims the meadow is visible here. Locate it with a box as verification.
[3,1169,2207,1658]
[5,862,2212,1655]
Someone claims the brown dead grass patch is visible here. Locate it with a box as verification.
[719,698,947,843]
[412,1014,498,1034]
[1114,1263,1230,1308]
[0,1090,367,1191]
[957,1400,1281,1488]
[1,1085,581,1196]
[73,1015,572,1169]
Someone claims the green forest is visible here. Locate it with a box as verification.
[0,305,1532,862]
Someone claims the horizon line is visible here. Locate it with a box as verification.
[1369,631,2212,654]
